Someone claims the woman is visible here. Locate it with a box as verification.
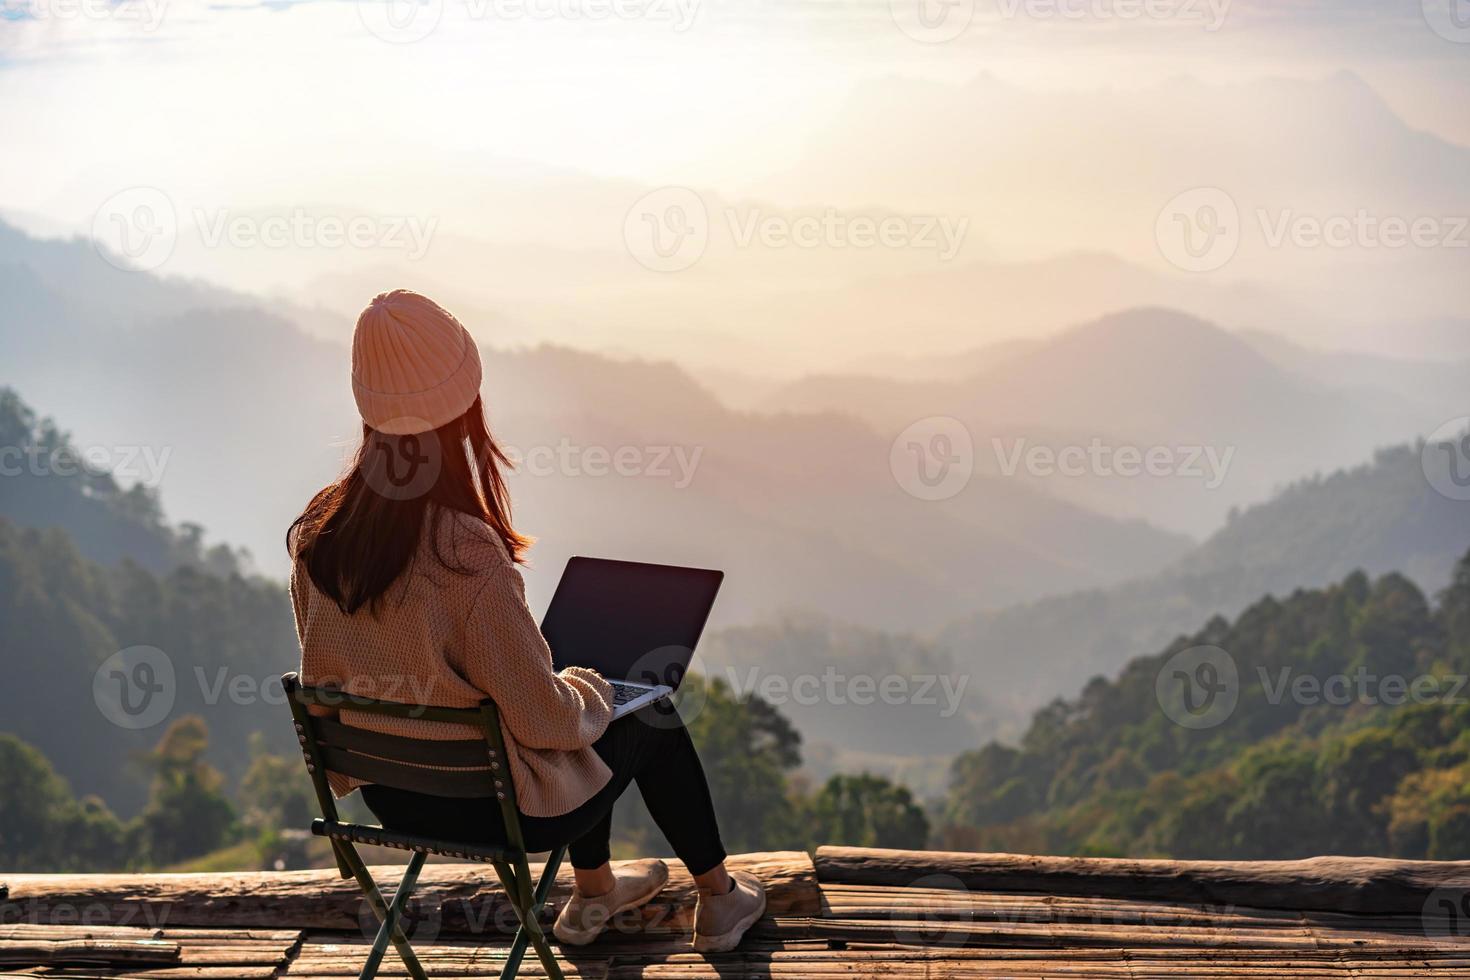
[287,289,766,952]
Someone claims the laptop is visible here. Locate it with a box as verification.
[541,557,724,719]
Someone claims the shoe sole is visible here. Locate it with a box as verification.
[553,870,670,946]
[692,889,768,954]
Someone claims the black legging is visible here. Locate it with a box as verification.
[361,701,727,875]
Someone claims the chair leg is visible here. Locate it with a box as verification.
[492,857,566,980]
[358,851,428,980]
[498,848,566,980]
[333,840,431,980]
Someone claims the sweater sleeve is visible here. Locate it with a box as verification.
[457,561,615,751]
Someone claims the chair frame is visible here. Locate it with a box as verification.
[282,672,567,980]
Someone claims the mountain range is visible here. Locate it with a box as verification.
[5,217,1468,795]
[0,221,1189,630]
[768,308,1465,536]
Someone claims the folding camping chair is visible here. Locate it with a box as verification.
[282,672,568,980]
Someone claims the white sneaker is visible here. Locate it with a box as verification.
[552,859,669,946]
[692,871,767,954]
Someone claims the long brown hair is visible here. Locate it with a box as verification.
[288,396,529,614]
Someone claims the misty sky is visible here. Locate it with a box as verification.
[3,0,1468,368]
[5,0,1468,207]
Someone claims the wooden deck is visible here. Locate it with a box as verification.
[5,846,1470,977]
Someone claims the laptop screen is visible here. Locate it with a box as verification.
[541,557,724,688]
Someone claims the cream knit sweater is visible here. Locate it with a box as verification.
[290,509,615,818]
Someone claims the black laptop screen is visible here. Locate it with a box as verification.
[541,557,723,687]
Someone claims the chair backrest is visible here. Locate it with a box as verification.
[281,672,525,849]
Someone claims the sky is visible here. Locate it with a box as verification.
[2,0,1468,366]
[5,0,1468,201]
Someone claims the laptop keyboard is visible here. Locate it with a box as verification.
[609,682,646,706]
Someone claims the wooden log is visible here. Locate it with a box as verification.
[0,852,818,935]
[0,937,181,966]
[814,846,1470,916]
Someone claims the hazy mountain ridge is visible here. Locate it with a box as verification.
[0,221,1189,631]
[768,308,1448,537]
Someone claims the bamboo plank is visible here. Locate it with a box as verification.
[0,939,180,967]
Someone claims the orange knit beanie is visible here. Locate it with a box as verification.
[350,289,483,435]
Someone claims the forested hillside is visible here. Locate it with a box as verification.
[942,440,1470,737]
[0,388,303,814]
[0,509,300,814]
[940,550,1470,860]
[0,387,928,870]
[0,388,242,574]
